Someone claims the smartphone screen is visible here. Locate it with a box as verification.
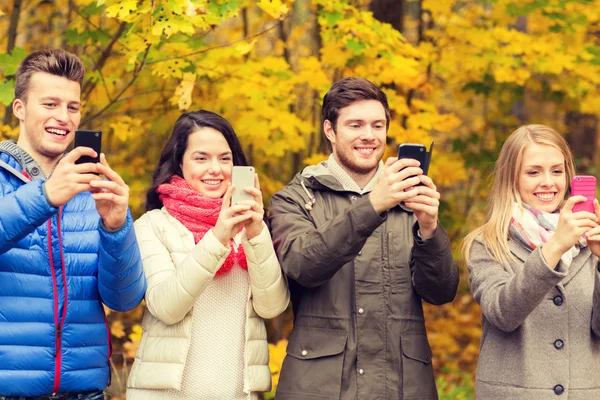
[231,166,255,205]
[74,130,102,165]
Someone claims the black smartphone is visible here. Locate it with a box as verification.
[398,142,434,186]
[74,130,102,165]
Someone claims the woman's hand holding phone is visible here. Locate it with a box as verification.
[542,196,599,268]
[213,185,253,247]
[238,173,264,240]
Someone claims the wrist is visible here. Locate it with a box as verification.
[369,194,386,215]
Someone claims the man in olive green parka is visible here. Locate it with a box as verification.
[269,77,459,400]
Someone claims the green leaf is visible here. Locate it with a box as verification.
[0,79,15,106]
[0,47,27,76]
[346,38,366,54]
[323,11,343,27]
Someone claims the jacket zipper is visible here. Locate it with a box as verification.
[102,310,113,386]
[49,208,68,395]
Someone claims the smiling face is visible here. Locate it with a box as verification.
[324,99,387,184]
[180,127,233,198]
[13,72,81,164]
[518,143,567,212]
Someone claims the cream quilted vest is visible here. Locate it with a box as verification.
[126,208,289,395]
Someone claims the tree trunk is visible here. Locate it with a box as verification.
[3,0,24,126]
[369,0,404,32]
[564,112,598,173]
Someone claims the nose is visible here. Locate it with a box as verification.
[541,171,554,187]
[54,105,69,124]
[207,158,221,175]
[360,125,376,140]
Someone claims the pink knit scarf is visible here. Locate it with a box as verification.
[156,175,247,276]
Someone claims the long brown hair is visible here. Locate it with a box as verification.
[462,124,576,265]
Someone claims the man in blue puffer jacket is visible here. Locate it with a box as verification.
[0,49,146,399]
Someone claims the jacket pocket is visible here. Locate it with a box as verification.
[400,333,437,399]
[277,328,347,398]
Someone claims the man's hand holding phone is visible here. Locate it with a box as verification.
[44,146,100,207]
[89,153,130,231]
[369,157,423,214]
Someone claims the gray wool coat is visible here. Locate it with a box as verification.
[468,238,600,399]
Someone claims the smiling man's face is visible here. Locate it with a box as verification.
[14,71,81,164]
[325,99,387,182]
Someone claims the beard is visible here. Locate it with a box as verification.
[335,146,383,176]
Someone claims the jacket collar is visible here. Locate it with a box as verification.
[0,140,47,180]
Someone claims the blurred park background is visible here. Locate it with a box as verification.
[2,0,600,398]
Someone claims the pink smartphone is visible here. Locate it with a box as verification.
[571,175,596,213]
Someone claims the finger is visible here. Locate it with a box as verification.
[409,186,440,200]
[230,212,253,226]
[384,157,398,168]
[403,194,440,207]
[89,179,125,196]
[72,162,99,174]
[563,195,587,212]
[254,173,261,191]
[594,199,600,219]
[394,176,421,192]
[73,173,104,184]
[585,226,600,237]
[244,186,262,199]
[404,202,437,215]
[222,184,234,209]
[418,175,437,191]
[96,155,125,186]
[64,146,98,163]
[395,167,423,183]
[389,158,421,174]
[569,211,599,222]
[226,204,252,216]
[91,192,124,203]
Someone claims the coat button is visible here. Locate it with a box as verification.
[554,384,564,395]
[358,251,362,255]
[554,339,564,350]
[358,308,364,315]
[553,295,563,306]
[358,368,364,375]
[351,195,358,201]
[301,350,308,357]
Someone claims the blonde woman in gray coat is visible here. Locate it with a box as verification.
[463,124,600,399]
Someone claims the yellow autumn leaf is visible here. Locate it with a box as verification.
[105,0,138,20]
[235,39,257,56]
[257,0,289,19]
[170,72,197,110]
[110,320,126,338]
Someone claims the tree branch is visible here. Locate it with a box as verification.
[82,22,128,101]
[81,46,151,125]
[146,20,285,65]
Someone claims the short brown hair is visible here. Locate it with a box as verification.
[321,77,391,136]
[14,48,85,101]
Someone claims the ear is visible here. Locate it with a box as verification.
[323,120,336,145]
[12,99,25,121]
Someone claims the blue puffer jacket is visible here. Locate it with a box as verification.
[0,151,146,396]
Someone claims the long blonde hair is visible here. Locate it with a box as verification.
[462,124,576,266]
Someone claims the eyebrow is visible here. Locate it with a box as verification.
[39,96,81,105]
[524,163,564,169]
[345,119,386,124]
[190,151,232,156]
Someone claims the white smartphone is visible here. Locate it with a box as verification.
[231,166,255,205]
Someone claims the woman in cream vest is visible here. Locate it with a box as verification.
[463,125,600,399]
[127,110,290,399]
